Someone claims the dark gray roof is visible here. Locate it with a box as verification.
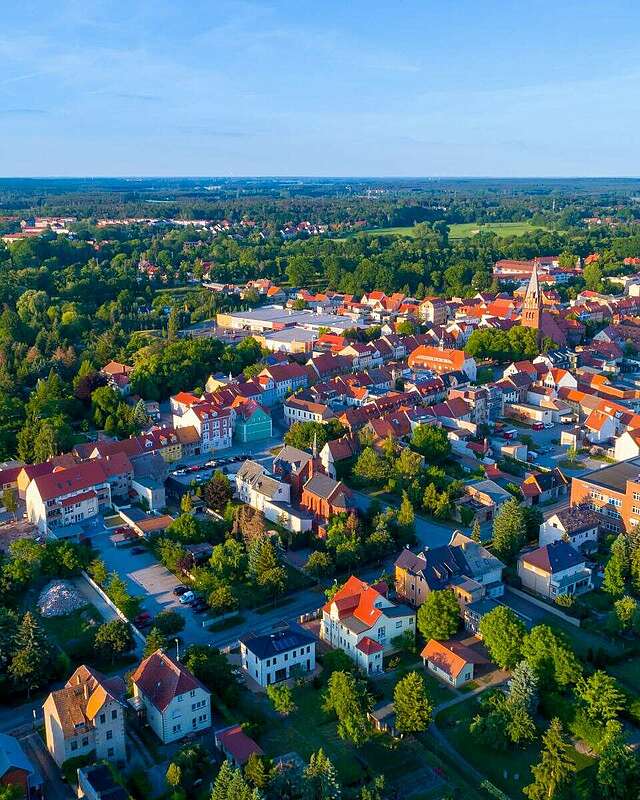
[240,626,316,660]
[580,460,640,493]
[304,473,341,500]
[520,540,586,574]
[552,506,601,534]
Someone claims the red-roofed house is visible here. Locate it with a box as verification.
[130,649,211,744]
[408,346,477,381]
[320,576,415,674]
[420,639,489,688]
[26,462,113,534]
[215,724,263,767]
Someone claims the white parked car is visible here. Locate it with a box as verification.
[544,423,554,429]
[179,591,195,604]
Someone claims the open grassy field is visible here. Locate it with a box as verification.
[350,220,547,240]
[448,221,547,238]
[436,696,596,799]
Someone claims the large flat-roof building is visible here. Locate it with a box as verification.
[216,305,365,335]
[570,457,640,534]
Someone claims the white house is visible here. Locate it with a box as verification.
[130,649,211,744]
[518,541,593,600]
[584,410,617,444]
[239,626,316,687]
[235,460,313,533]
[284,397,334,426]
[420,639,488,688]
[614,430,640,461]
[320,576,415,675]
[26,462,112,534]
[43,666,126,767]
[539,506,600,550]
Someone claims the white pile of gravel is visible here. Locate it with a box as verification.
[38,580,88,618]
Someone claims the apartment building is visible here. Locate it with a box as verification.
[26,462,112,534]
[320,576,415,674]
[43,666,126,767]
[570,458,640,533]
[407,345,477,381]
[130,649,211,744]
[239,626,316,687]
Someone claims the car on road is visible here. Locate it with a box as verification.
[173,585,189,596]
[205,460,218,468]
[179,591,196,605]
[502,429,517,439]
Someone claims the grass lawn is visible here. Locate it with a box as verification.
[547,618,627,661]
[42,605,101,647]
[436,697,595,798]
[608,655,640,693]
[448,221,548,239]
[375,667,455,708]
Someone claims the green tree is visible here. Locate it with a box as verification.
[508,661,539,713]
[304,551,334,580]
[9,611,54,696]
[596,721,640,800]
[491,497,527,564]
[266,683,297,715]
[204,471,234,511]
[603,534,630,597]
[410,425,451,463]
[393,671,432,734]
[303,748,342,800]
[472,519,481,542]
[524,718,576,800]
[166,762,182,789]
[576,671,625,723]
[88,557,108,586]
[183,644,239,705]
[611,594,638,632]
[396,491,415,535]
[94,619,134,664]
[244,752,270,790]
[208,585,238,615]
[353,447,389,485]
[478,606,526,669]
[416,589,461,642]
[144,626,167,657]
[521,625,581,690]
[323,671,371,746]
[1,489,17,521]
[105,572,140,618]
[153,609,185,637]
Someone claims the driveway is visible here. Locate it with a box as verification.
[90,530,212,645]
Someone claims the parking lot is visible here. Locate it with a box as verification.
[89,529,213,645]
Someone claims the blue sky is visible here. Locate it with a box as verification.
[1,0,639,177]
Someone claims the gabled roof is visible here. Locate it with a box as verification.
[131,649,208,711]
[520,540,586,574]
[216,724,263,765]
[421,639,488,678]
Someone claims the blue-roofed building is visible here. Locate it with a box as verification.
[0,732,44,799]
[239,625,316,687]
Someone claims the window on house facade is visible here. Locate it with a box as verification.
[71,741,78,751]
[106,730,113,740]
[111,710,117,720]
[107,747,114,758]
[99,714,106,724]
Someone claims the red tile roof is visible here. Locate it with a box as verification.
[131,649,207,711]
[356,637,384,655]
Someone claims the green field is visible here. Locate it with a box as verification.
[449,221,547,238]
[353,221,546,239]
[436,697,595,799]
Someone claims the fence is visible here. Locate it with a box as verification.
[81,570,147,646]
[507,586,581,627]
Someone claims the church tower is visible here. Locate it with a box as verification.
[522,262,543,341]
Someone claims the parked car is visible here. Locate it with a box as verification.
[114,526,129,535]
[532,422,544,431]
[173,585,189,596]
[179,591,196,605]
[527,451,539,461]
[503,429,517,440]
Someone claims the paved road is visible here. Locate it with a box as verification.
[20,731,74,799]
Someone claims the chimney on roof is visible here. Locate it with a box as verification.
[83,683,89,701]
